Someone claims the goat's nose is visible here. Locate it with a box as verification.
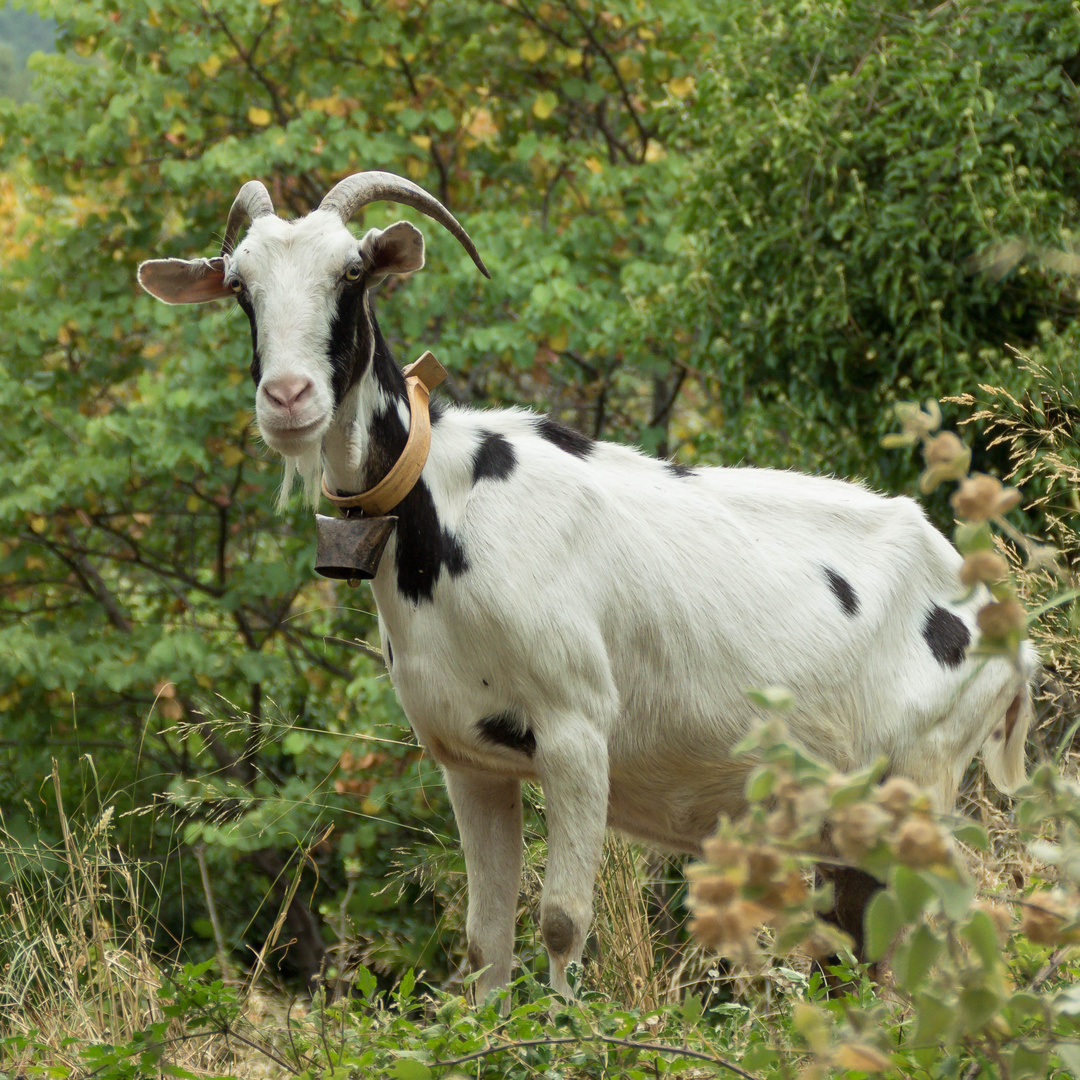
[262,375,313,410]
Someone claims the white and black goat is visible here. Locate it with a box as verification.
[139,172,1036,998]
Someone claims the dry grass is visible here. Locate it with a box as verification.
[0,762,288,1077]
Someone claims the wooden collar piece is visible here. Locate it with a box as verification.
[321,351,447,516]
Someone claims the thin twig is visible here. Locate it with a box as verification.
[434,1031,759,1078]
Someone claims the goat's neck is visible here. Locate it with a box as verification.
[321,332,413,499]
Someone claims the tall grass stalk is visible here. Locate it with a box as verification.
[1,761,178,1073]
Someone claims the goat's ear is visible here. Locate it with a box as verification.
[137,257,230,304]
[360,221,425,279]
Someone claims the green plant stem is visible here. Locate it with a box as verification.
[433,1032,760,1078]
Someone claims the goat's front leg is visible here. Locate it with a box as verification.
[537,724,609,997]
[443,767,522,1003]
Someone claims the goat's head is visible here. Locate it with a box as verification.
[138,172,488,494]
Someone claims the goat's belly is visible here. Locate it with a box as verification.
[605,756,755,853]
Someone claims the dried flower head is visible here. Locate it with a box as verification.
[974,900,1015,938]
[875,776,925,820]
[701,835,743,867]
[1021,892,1069,946]
[951,474,1021,523]
[976,598,1027,640]
[959,549,1009,588]
[919,432,972,493]
[688,870,739,908]
[745,846,783,887]
[894,399,942,438]
[830,801,893,860]
[894,816,950,868]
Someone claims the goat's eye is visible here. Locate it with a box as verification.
[344,265,362,282]
[228,278,243,294]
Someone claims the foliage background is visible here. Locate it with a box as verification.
[1,0,1079,1013]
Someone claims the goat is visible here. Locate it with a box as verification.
[138,172,1036,998]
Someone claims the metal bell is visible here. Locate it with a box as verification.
[314,513,397,582]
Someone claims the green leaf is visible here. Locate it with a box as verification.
[920,869,976,921]
[952,822,990,851]
[961,910,1001,970]
[864,890,902,962]
[893,923,941,993]
[892,866,936,920]
[959,986,1004,1034]
[910,992,955,1047]
[390,1060,432,1080]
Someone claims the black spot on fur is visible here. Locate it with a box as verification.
[666,461,695,478]
[824,567,860,617]
[385,638,394,667]
[923,605,970,668]
[473,431,518,483]
[237,294,261,385]
[362,402,469,603]
[535,416,594,458]
[478,713,536,757]
[326,279,373,406]
[392,480,469,604]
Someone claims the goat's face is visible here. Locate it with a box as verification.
[227,213,424,458]
[139,211,425,460]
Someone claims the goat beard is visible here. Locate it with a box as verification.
[277,448,323,511]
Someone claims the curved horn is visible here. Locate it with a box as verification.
[319,171,490,278]
[220,180,275,257]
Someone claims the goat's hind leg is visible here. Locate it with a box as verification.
[444,768,523,1006]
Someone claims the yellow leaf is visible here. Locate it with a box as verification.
[584,156,603,174]
[200,54,222,78]
[616,55,640,80]
[644,139,666,163]
[835,1043,891,1073]
[468,107,499,140]
[532,91,558,120]
[186,494,201,513]
[196,673,212,689]
[258,0,281,5]
[549,328,568,352]
[310,94,348,117]
[565,48,583,67]
[248,106,272,126]
[29,516,47,535]
[222,445,245,468]
[667,75,696,98]
[411,133,432,150]
[519,39,547,62]
[57,325,71,346]
[227,369,243,386]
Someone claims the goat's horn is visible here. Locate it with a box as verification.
[221,180,275,257]
[319,171,490,278]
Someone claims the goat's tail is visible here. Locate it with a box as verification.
[980,646,1038,794]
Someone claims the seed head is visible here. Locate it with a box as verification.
[951,474,1021,523]
[894,816,950,868]
[1021,892,1069,946]
[831,802,892,860]
[875,776,924,820]
[959,549,1009,588]
[976,598,1026,640]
